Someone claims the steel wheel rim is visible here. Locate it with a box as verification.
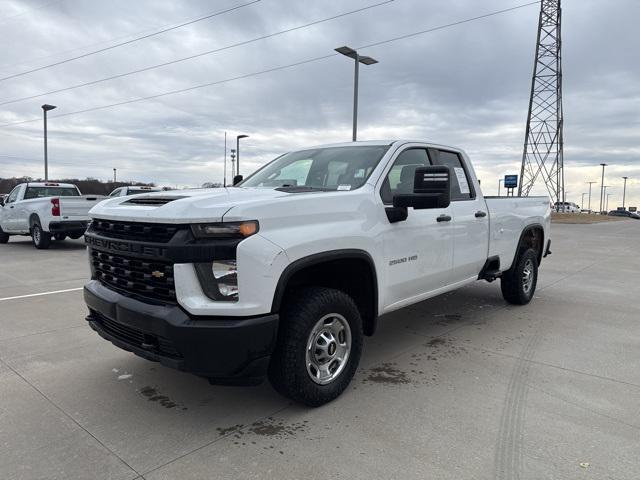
[306,313,352,385]
[522,259,534,294]
[33,226,40,243]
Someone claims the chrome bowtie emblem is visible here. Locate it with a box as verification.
[151,270,165,278]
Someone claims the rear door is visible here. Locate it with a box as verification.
[377,146,454,310]
[431,148,489,280]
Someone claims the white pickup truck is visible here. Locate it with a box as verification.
[0,182,105,249]
[83,140,551,406]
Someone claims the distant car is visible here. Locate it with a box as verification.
[608,210,640,219]
[108,186,162,197]
[554,201,580,213]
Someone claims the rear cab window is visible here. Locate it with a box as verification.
[430,149,475,201]
[24,186,80,199]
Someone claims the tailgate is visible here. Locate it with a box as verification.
[59,196,105,219]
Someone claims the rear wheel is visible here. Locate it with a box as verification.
[54,233,66,241]
[268,287,363,407]
[31,222,51,249]
[0,226,9,244]
[501,248,538,305]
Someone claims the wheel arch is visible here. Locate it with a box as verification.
[271,249,379,336]
[509,223,545,270]
[29,213,41,229]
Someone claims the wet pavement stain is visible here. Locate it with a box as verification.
[216,424,243,436]
[364,363,411,385]
[138,386,185,410]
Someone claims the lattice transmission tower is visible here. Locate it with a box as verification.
[518,0,563,205]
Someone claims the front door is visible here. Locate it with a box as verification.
[377,147,454,311]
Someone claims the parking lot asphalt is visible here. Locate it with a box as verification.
[1,221,639,480]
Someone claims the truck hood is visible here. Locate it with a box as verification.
[89,187,304,223]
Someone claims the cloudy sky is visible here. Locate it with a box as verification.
[0,0,638,208]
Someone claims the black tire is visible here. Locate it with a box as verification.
[0,226,9,244]
[268,287,363,407]
[68,233,83,240]
[501,248,538,305]
[54,233,66,241]
[31,222,51,249]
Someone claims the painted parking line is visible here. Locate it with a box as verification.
[0,287,83,302]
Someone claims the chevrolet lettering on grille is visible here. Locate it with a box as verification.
[85,236,167,257]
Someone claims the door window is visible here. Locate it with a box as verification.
[432,149,475,201]
[6,187,19,203]
[380,148,431,204]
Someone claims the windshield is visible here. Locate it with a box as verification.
[240,145,390,191]
[126,189,156,196]
[24,186,80,199]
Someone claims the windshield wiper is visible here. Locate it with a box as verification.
[275,185,332,193]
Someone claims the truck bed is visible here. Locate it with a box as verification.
[485,196,550,271]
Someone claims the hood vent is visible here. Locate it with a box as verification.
[123,196,186,206]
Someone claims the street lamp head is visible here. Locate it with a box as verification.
[335,46,357,58]
[358,56,378,65]
[600,163,607,167]
[41,104,57,112]
[237,134,249,140]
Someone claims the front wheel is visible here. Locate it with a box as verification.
[500,248,538,305]
[31,223,51,249]
[268,287,363,407]
[0,226,9,244]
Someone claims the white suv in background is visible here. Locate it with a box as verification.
[554,201,580,213]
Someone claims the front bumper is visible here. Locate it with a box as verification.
[49,220,88,235]
[84,280,279,382]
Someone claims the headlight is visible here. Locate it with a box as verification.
[191,221,258,239]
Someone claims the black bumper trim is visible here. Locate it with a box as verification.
[84,280,279,380]
[49,220,88,234]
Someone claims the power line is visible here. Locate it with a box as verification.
[0,0,395,106]
[0,1,539,129]
[0,0,260,82]
[0,0,64,24]
[0,2,282,72]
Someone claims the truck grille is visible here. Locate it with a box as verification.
[90,218,182,243]
[90,310,182,359]
[91,249,176,303]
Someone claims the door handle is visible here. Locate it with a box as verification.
[437,214,452,222]
[475,210,487,218]
[9,205,14,208]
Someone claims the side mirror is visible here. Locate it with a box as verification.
[392,165,451,210]
[233,175,243,186]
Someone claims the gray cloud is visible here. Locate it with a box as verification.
[0,0,639,206]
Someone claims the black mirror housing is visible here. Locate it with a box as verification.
[392,165,451,210]
[233,175,243,186]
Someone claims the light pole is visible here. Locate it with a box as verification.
[581,192,586,209]
[41,104,57,180]
[599,163,607,213]
[602,185,609,212]
[586,181,597,212]
[230,149,236,181]
[236,134,249,177]
[606,193,612,212]
[622,176,629,209]
[335,46,378,141]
